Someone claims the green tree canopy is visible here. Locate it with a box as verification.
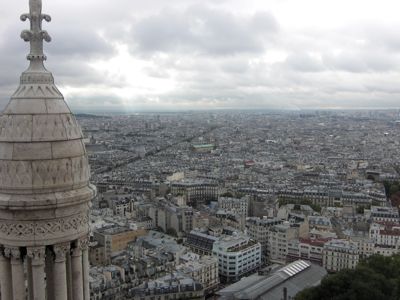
[296,255,400,300]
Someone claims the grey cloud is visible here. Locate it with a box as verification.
[322,50,399,73]
[48,60,107,87]
[143,66,171,79]
[323,52,369,73]
[220,59,250,74]
[0,15,117,107]
[284,52,325,72]
[67,94,125,112]
[2,1,400,111]
[47,28,114,59]
[131,5,279,56]
[362,24,400,52]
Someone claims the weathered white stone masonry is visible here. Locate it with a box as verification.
[0,0,95,299]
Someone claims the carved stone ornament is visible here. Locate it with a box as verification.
[27,246,46,264]
[0,212,89,239]
[4,246,22,260]
[78,237,90,251]
[53,243,70,262]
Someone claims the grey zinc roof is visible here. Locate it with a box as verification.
[218,260,327,300]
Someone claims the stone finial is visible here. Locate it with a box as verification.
[20,0,51,61]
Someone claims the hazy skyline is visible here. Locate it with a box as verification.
[1,0,400,112]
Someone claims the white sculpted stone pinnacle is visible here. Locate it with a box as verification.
[21,0,51,64]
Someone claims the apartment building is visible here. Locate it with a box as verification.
[147,198,194,237]
[323,239,359,272]
[218,196,249,217]
[212,235,262,283]
[268,222,298,264]
[176,255,219,294]
[171,181,219,207]
[287,237,330,266]
[246,217,283,254]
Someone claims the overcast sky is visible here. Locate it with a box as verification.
[1,0,400,112]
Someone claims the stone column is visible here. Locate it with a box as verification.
[45,248,54,300]
[53,243,70,300]
[66,252,73,300]
[71,243,84,300]
[27,247,46,300]
[80,238,90,300]
[5,247,26,300]
[0,248,13,300]
[27,257,34,300]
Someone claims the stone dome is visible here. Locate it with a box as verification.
[0,72,89,194]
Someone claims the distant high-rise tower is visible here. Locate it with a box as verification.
[0,1,95,299]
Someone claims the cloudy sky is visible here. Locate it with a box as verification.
[1,0,400,112]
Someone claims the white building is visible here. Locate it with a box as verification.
[308,216,332,231]
[323,239,359,272]
[212,235,261,283]
[351,236,375,258]
[370,206,400,223]
[218,196,249,217]
[287,238,330,266]
[369,222,400,247]
[373,245,398,257]
[176,255,219,293]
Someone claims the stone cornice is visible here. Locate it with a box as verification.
[0,185,95,210]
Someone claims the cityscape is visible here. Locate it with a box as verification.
[1,0,400,300]
[83,110,400,299]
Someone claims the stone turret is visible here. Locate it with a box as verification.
[0,1,95,299]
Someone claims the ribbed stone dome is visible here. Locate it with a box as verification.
[0,73,90,194]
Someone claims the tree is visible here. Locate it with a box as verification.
[278,197,321,213]
[166,227,178,237]
[390,184,400,197]
[220,191,234,198]
[296,255,400,300]
[383,180,400,197]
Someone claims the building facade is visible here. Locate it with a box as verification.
[268,223,298,264]
[92,226,147,264]
[370,206,400,223]
[287,238,329,266]
[186,230,219,256]
[171,181,218,207]
[218,196,249,217]
[176,255,219,294]
[212,235,261,283]
[246,217,283,255]
[323,239,359,272]
[147,198,193,237]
